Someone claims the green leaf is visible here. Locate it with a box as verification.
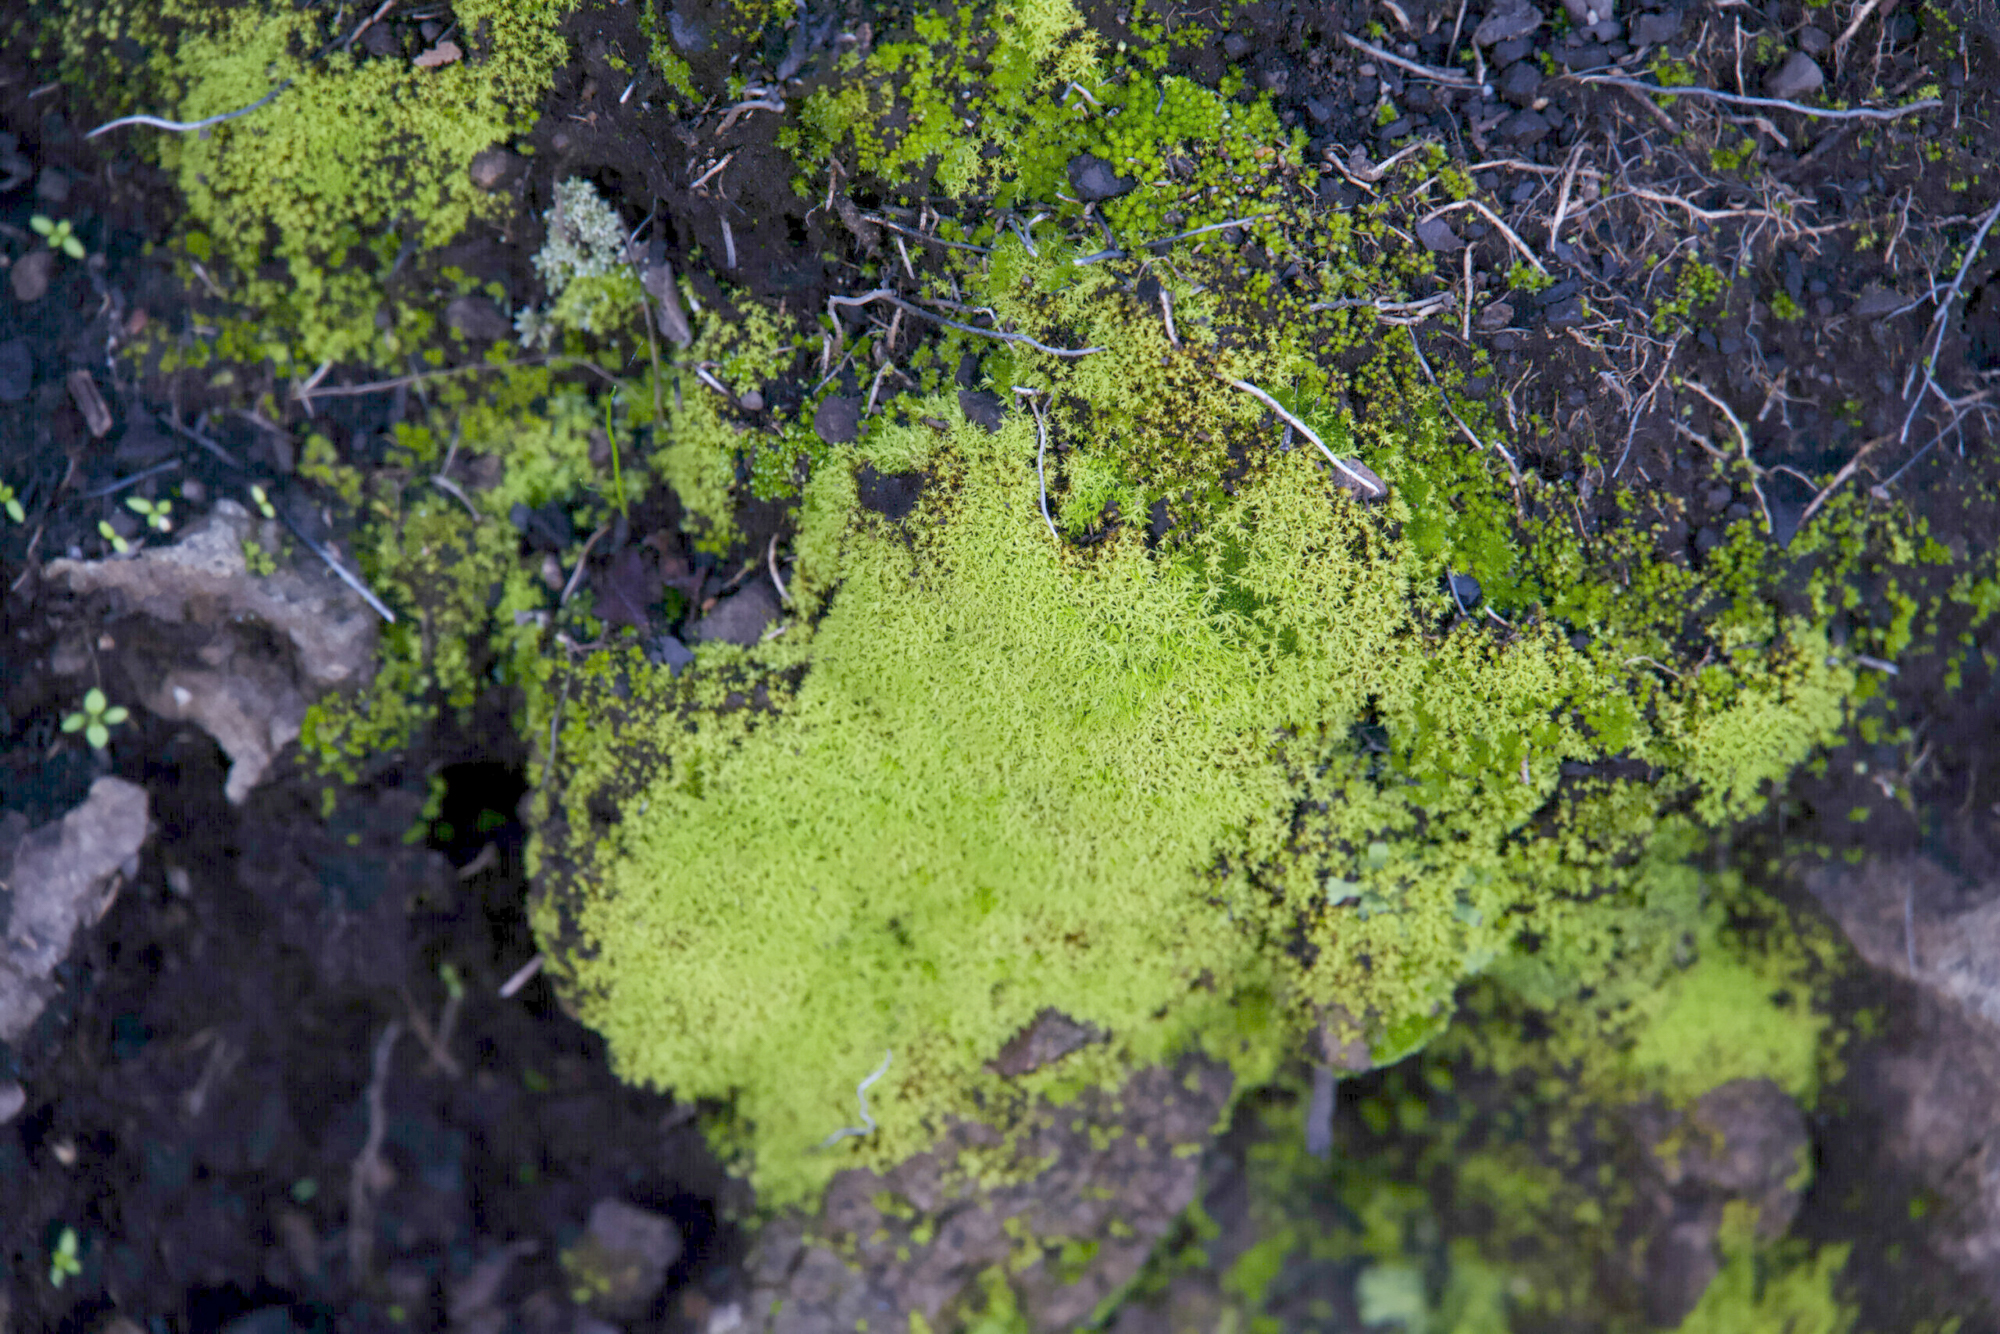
[62,713,85,733]
[87,721,108,749]
[29,214,52,236]
[84,688,106,713]
[101,706,129,726]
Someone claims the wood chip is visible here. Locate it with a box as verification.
[413,39,462,68]
[67,369,113,437]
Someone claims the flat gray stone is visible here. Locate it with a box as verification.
[1765,50,1824,99]
[46,501,379,690]
[1474,2,1544,45]
[691,581,780,647]
[1,778,151,1042]
[1066,153,1135,203]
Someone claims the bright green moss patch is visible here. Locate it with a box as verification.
[56,0,572,365]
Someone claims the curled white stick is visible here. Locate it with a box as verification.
[1213,374,1381,493]
[819,1049,893,1148]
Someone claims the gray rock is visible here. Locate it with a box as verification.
[743,1060,1232,1334]
[648,634,696,676]
[957,388,1005,432]
[1798,24,1831,54]
[1066,153,1135,203]
[1676,1079,1811,1238]
[562,1199,683,1320]
[1555,39,1611,68]
[813,395,862,445]
[1447,570,1483,608]
[0,778,151,1042]
[1544,294,1586,328]
[143,658,307,805]
[1478,300,1516,330]
[1498,61,1544,105]
[988,1009,1107,1077]
[446,295,513,342]
[1631,9,1682,44]
[1222,31,1254,60]
[468,148,525,192]
[1853,286,1907,319]
[1502,107,1555,145]
[1765,50,1825,99]
[1811,855,2000,1033]
[46,501,379,691]
[738,388,765,412]
[11,247,54,303]
[691,581,780,647]
[1474,1,1544,45]
[0,1080,24,1125]
[35,166,69,205]
[1560,0,1614,25]
[0,335,30,402]
[1416,216,1466,252]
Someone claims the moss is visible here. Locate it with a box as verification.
[57,0,571,366]
[1679,1204,1855,1334]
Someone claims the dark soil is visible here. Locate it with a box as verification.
[3,0,1999,1328]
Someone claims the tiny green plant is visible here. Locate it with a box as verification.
[48,1226,81,1288]
[125,495,173,532]
[96,519,130,555]
[249,483,277,519]
[30,214,85,261]
[63,688,130,750]
[0,481,22,524]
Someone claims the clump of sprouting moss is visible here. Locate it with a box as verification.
[51,0,570,367]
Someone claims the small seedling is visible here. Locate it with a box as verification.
[62,687,129,750]
[248,483,277,519]
[30,214,85,261]
[0,481,22,523]
[48,1226,81,1288]
[126,495,173,532]
[96,519,130,555]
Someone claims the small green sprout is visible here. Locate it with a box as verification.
[248,483,277,519]
[125,495,173,532]
[48,1226,82,1287]
[62,688,130,750]
[96,520,130,555]
[291,1177,319,1203]
[30,214,86,261]
[0,481,22,523]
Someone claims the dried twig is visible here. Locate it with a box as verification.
[768,534,792,606]
[1681,379,1774,533]
[1898,197,2000,444]
[1014,387,1061,543]
[1213,374,1387,491]
[819,1049,893,1148]
[1418,199,1548,273]
[347,1020,402,1280]
[829,289,1103,358]
[1578,73,1942,121]
[1799,432,1891,524]
[89,81,293,138]
[1338,31,1478,86]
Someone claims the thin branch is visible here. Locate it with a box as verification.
[1577,73,1943,121]
[88,81,292,138]
[828,289,1103,358]
[1014,387,1061,543]
[1898,197,2000,443]
[1418,199,1548,273]
[819,1049,893,1148]
[1339,31,1478,86]
[1213,374,1384,492]
[1680,379,1775,534]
